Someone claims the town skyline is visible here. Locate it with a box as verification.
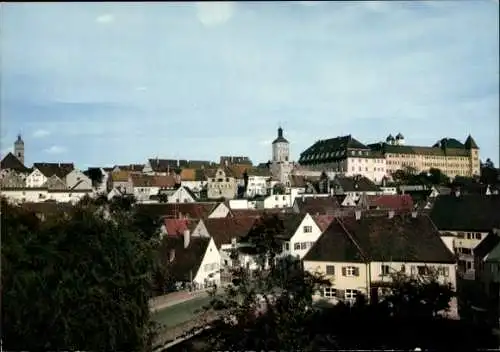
[1,1,498,167]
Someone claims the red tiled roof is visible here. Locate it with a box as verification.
[365,194,414,211]
[163,218,198,236]
[230,208,288,218]
[313,215,335,232]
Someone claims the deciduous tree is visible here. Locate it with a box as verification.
[1,196,159,351]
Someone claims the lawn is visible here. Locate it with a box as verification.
[152,295,213,328]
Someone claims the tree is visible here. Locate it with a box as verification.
[480,158,499,185]
[1,196,159,351]
[199,224,494,351]
[428,168,450,185]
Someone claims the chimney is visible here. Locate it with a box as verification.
[169,249,175,262]
[184,229,190,248]
[388,210,395,219]
[411,211,418,218]
[355,209,362,220]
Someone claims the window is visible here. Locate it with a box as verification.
[294,243,301,250]
[303,225,313,233]
[323,287,337,298]
[342,266,359,277]
[300,242,307,250]
[466,261,473,270]
[326,265,335,275]
[438,266,450,277]
[459,247,472,255]
[381,264,390,276]
[417,266,430,276]
[475,233,482,240]
[345,289,357,301]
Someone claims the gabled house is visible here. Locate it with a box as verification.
[331,175,382,206]
[206,167,238,200]
[167,185,198,203]
[65,169,92,190]
[430,194,500,279]
[0,152,29,179]
[244,167,272,197]
[276,213,325,259]
[194,217,258,276]
[26,163,74,188]
[0,172,26,189]
[159,232,221,290]
[108,171,134,195]
[303,212,456,306]
[292,196,340,215]
[130,174,178,203]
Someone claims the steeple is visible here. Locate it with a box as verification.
[464,134,479,149]
[14,133,25,164]
[272,126,289,144]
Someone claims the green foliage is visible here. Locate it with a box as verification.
[1,196,159,351]
[198,214,491,350]
[392,167,449,186]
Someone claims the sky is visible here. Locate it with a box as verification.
[1,1,499,168]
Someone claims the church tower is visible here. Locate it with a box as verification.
[271,126,292,184]
[272,126,289,162]
[14,134,25,164]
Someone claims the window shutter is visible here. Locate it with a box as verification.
[337,289,345,299]
[342,267,346,276]
[354,267,360,276]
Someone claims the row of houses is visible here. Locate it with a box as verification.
[15,192,500,323]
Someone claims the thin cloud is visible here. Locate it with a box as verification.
[196,2,234,27]
[96,14,114,24]
[44,145,67,154]
[32,129,50,138]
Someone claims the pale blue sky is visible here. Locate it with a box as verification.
[1,1,499,168]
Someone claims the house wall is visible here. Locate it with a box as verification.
[26,169,47,188]
[167,187,196,203]
[207,169,238,200]
[208,203,231,218]
[289,214,323,259]
[48,190,92,204]
[346,157,387,183]
[246,175,268,197]
[439,230,489,276]
[229,199,250,209]
[1,189,49,203]
[303,260,369,294]
[369,261,457,289]
[384,149,479,178]
[133,186,160,202]
[193,238,221,287]
[66,169,92,190]
[262,194,292,209]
